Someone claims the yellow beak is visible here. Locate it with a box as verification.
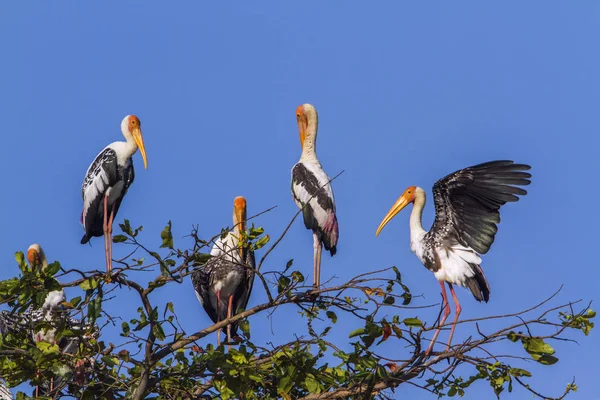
[132,127,148,169]
[297,117,307,149]
[375,195,411,237]
[234,199,247,260]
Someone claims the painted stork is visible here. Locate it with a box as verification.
[291,104,339,288]
[375,160,531,355]
[0,245,97,396]
[80,115,148,275]
[192,196,255,347]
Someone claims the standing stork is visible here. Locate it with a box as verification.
[192,196,255,347]
[375,161,531,355]
[81,115,148,275]
[291,104,339,288]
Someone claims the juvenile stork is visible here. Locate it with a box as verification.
[192,196,255,347]
[375,161,531,355]
[81,115,148,275]
[0,244,98,397]
[291,104,339,288]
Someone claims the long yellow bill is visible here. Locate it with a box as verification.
[375,195,411,236]
[132,127,148,169]
[234,196,247,260]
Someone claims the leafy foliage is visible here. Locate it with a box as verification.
[0,214,593,399]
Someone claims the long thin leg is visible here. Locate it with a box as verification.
[312,234,321,288]
[216,290,221,347]
[107,203,116,276]
[425,281,451,356]
[445,283,462,352]
[316,241,323,288]
[103,195,110,274]
[227,295,233,351]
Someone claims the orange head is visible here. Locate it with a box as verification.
[233,196,248,259]
[233,196,248,231]
[27,244,47,270]
[296,105,308,149]
[122,115,148,169]
[295,103,318,149]
[375,186,417,236]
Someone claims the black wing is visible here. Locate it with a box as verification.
[0,311,28,336]
[110,158,135,221]
[428,160,531,254]
[81,148,119,243]
[291,163,339,254]
[231,250,256,334]
[192,268,219,325]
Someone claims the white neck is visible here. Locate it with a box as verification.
[300,115,318,161]
[409,187,427,242]
[120,118,138,159]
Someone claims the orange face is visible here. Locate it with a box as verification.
[402,186,417,203]
[296,105,308,149]
[128,115,141,130]
[27,248,40,268]
[375,186,417,236]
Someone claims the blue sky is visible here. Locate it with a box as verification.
[0,1,598,398]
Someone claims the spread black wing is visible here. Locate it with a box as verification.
[427,160,531,254]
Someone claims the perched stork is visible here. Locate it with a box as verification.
[192,196,255,347]
[291,104,339,288]
[81,115,148,275]
[27,244,65,337]
[375,161,531,355]
[0,245,96,397]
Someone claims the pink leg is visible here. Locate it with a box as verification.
[103,195,110,274]
[106,203,116,276]
[312,234,321,288]
[425,281,451,356]
[216,290,221,347]
[227,295,234,350]
[445,283,462,352]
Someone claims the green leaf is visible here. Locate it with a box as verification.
[229,349,248,364]
[113,235,128,243]
[507,331,519,342]
[277,276,291,294]
[392,266,402,282]
[45,262,61,276]
[304,374,320,393]
[403,318,423,328]
[383,296,395,305]
[531,353,559,365]
[120,219,133,235]
[523,338,555,355]
[121,322,131,336]
[239,319,250,339]
[349,327,366,338]
[392,325,403,338]
[152,323,166,341]
[326,311,337,324]
[160,221,174,249]
[36,341,59,355]
[166,301,174,314]
[69,296,82,308]
[285,259,294,271]
[79,278,99,291]
[193,253,212,266]
[509,368,532,377]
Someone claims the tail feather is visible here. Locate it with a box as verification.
[466,263,490,302]
[322,213,339,256]
[80,234,91,245]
